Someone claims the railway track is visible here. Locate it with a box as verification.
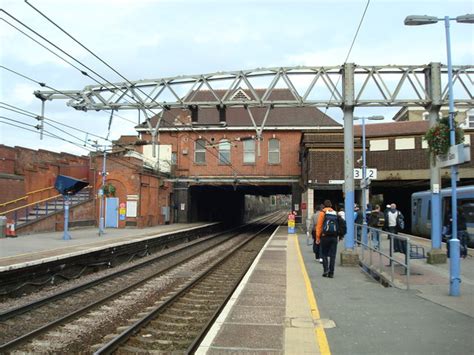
[0,213,284,353]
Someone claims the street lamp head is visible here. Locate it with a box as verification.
[354,115,385,121]
[404,15,439,26]
[456,14,474,24]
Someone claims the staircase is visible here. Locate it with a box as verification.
[16,190,91,226]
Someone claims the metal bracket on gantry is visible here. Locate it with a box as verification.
[244,105,273,157]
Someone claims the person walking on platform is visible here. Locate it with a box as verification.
[309,204,324,263]
[316,200,344,278]
[384,203,405,254]
[368,204,383,250]
[354,204,363,242]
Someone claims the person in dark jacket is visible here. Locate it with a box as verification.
[354,204,364,242]
[368,204,383,249]
[445,207,469,258]
[384,203,405,254]
[309,204,324,263]
[316,200,345,278]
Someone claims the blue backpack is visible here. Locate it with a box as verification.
[322,210,338,236]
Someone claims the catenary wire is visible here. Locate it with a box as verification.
[324,0,371,115]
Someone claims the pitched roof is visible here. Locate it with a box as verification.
[354,120,430,137]
[136,89,341,129]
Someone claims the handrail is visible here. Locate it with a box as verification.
[0,196,28,208]
[1,194,63,215]
[26,186,55,195]
[0,185,92,210]
[0,186,55,208]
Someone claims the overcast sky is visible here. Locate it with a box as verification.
[1,0,473,156]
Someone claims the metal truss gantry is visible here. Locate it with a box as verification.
[35,63,473,110]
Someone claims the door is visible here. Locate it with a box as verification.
[105,197,119,228]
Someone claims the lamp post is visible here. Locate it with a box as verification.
[405,13,474,296]
[96,145,109,237]
[355,115,384,246]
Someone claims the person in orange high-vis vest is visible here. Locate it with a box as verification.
[316,199,341,278]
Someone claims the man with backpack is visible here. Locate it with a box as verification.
[316,199,345,278]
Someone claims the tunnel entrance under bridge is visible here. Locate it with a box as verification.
[175,184,293,224]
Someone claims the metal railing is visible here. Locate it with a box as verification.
[354,223,423,290]
[0,187,92,226]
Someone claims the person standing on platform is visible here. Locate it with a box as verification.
[354,204,363,242]
[384,203,405,253]
[316,200,344,278]
[368,204,383,250]
[445,207,469,258]
[309,204,324,263]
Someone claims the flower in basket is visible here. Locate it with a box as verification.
[424,117,464,160]
[102,183,116,197]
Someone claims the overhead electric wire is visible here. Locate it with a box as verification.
[0,64,138,126]
[0,116,93,152]
[0,10,156,119]
[324,0,371,114]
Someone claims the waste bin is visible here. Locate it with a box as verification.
[0,216,7,238]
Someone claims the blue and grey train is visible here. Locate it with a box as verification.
[411,185,474,247]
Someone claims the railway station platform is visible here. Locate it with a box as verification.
[0,223,215,271]
[197,226,474,354]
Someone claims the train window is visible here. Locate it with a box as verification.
[427,200,431,221]
[416,199,421,223]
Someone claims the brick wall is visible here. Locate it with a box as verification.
[302,130,474,185]
[151,129,302,178]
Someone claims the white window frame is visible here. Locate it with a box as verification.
[219,139,231,164]
[268,138,280,164]
[243,139,256,164]
[194,139,206,164]
[395,137,415,150]
[369,139,389,151]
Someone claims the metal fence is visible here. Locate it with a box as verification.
[354,223,425,290]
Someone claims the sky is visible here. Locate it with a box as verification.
[1,0,473,156]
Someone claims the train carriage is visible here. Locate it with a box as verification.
[411,185,474,247]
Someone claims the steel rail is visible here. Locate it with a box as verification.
[94,214,283,354]
[0,214,279,351]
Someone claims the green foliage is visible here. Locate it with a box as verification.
[424,117,464,159]
[102,183,116,197]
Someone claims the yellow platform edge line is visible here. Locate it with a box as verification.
[294,234,331,355]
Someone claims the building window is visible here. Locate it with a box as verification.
[268,138,280,164]
[395,137,415,150]
[369,139,389,151]
[243,139,255,164]
[194,139,206,164]
[219,139,231,164]
[468,115,474,128]
[171,152,177,165]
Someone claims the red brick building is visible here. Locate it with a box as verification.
[130,89,341,222]
[300,120,474,224]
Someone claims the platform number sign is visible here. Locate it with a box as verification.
[353,168,377,180]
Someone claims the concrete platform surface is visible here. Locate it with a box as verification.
[198,227,474,354]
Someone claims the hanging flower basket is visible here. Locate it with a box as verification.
[102,183,116,197]
[424,117,464,161]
